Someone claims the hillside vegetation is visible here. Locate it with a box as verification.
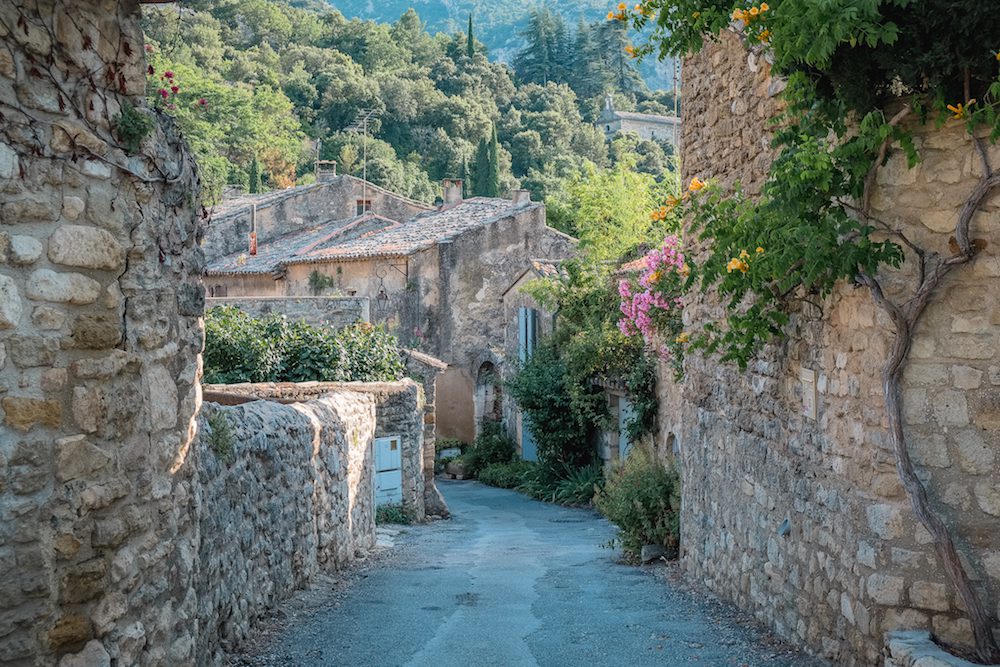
[141,0,678,212]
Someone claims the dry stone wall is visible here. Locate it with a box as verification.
[0,2,204,664]
[194,393,378,662]
[670,30,1000,666]
[204,295,370,329]
[203,380,431,521]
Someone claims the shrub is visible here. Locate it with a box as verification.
[478,460,536,489]
[593,447,680,559]
[203,306,404,384]
[375,503,413,525]
[463,421,516,477]
[554,463,604,506]
[506,343,593,468]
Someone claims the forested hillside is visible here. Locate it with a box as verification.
[140,0,678,230]
[312,0,677,89]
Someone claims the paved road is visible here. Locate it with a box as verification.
[242,480,826,667]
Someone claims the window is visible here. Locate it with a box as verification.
[356,199,372,215]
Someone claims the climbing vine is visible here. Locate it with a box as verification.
[615,0,1000,661]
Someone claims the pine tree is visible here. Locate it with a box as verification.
[249,156,263,194]
[596,20,645,95]
[466,13,475,60]
[569,20,604,103]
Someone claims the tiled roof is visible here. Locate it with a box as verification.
[206,198,527,275]
[287,198,521,264]
[205,213,398,275]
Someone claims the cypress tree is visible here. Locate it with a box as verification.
[472,124,501,197]
[467,13,475,60]
[249,156,263,194]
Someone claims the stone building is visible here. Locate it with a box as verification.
[203,178,576,443]
[661,29,1000,666]
[598,94,681,146]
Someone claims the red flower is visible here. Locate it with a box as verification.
[147,65,154,76]
[164,70,174,79]
[198,98,208,106]
[170,85,179,94]
[144,44,154,53]
[158,88,168,99]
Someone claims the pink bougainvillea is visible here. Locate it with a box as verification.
[618,235,687,355]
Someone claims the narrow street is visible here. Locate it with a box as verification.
[238,481,826,667]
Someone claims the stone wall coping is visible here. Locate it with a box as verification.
[206,296,368,303]
[403,348,448,371]
[885,631,997,667]
[203,379,420,406]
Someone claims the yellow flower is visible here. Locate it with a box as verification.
[634,3,642,10]
[755,246,764,254]
[758,29,770,42]
[731,8,743,20]
[692,11,701,18]
[680,263,690,277]
[625,45,636,57]
[664,194,681,210]
[739,249,750,259]
[726,258,749,274]
[947,99,976,120]
[689,177,705,191]
[618,2,627,9]
[749,6,759,16]
[675,332,690,344]
[996,51,1000,61]
[649,270,662,283]
[760,2,769,10]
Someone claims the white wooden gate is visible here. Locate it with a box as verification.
[374,436,402,505]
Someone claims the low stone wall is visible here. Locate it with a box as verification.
[195,394,377,660]
[204,380,430,520]
[204,295,370,329]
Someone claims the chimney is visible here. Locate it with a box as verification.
[511,189,531,205]
[442,178,463,207]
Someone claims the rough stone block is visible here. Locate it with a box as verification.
[2,397,62,431]
[71,387,104,433]
[70,313,123,349]
[9,334,59,367]
[9,235,42,265]
[62,196,85,221]
[0,273,22,328]
[974,482,1000,516]
[32,305,67,330]
[953,429,994,474]
[26,268,101,305]
[932,390,969,426]
[48,225,124,271]
[57,640,110,667]
[910,581,951,612]
[867,573,904,605]
[48,613,93,652]
[867,503,905,540]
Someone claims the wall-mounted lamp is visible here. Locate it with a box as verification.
[376,286,389,313]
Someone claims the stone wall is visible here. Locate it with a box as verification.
[204,295,370,329]
[203,380,430,521]
[669,30,1000,666]
[403,349,450,517]
[194,391,379,661]
[0,2,204,664]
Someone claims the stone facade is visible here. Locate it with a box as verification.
[0,2,205,664]
[203,380,430,521]
[206,185,577,443]
[666,30,1000,666]
[204,295,370,329]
